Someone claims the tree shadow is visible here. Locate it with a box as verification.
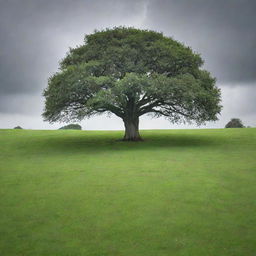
[19,131,228,156]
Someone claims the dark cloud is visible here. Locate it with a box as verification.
[146,0,256,83]
[0,0,146,95]
[0,93,43,115]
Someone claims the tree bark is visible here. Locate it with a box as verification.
[123,117,142,141]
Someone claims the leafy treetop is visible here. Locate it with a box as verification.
[43,27,221,140]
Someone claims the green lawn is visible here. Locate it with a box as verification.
[0,128,256,256]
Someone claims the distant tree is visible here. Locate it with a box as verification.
[14,126,23,129]
[43,27,222,141]
[59,124,82,130]
[225,118,245,128]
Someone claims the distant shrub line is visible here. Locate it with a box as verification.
[59,124,82,130]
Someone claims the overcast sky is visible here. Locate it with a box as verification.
[0,0,255,130]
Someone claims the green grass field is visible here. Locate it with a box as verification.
[0,128,256,256]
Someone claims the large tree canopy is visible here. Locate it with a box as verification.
[43,27,221,140]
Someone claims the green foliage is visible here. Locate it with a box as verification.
[43,27,221,135]
[59,124,82,130]
[13,126,22,129]
[225,118,245,128]
[1,128,256,255]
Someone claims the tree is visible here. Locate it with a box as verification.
[43,27,221,141]
[59,124,82,130]
[14,126,22,129]
[225,118,244,128]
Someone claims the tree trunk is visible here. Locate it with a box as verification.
[123,117,142,141]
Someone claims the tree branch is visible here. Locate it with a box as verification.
[105,104,124,118]
[138,100,163,116]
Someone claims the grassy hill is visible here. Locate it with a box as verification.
[0,128,256,255]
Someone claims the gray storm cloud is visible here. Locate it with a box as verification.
[146,0,256,83]
[0,0,147,95]
[0,0,255,128]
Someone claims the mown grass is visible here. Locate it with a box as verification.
[0,128,256,256]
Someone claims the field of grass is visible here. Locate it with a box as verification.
[0,128,256,255]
